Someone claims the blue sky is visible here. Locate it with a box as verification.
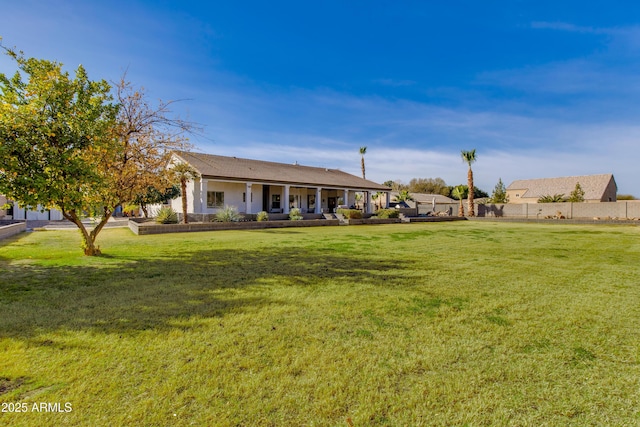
[1,1,639,194]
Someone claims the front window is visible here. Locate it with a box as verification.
[207,191,224,208]
[271,194,281,209]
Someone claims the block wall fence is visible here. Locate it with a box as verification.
[420,201,640,219]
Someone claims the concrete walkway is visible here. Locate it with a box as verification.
[27,217,131,230]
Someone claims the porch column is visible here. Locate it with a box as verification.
[315,187,322,214]
[245,182,252,214]
[284,185,290,214]
[385,191,390,208]
[200,179,208,213]
[365,191,370,213]
[343,189,349,207]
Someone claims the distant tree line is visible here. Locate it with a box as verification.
[382,177,489,200]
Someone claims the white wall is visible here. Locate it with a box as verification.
[12,204,63,220]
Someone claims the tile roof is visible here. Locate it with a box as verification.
[172,151,389,191]
[507,174,615,200]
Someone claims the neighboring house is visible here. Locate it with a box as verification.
[0,195,64,220]
[382,193,455,209]
[169,151,391,215]
[506,174,617,203]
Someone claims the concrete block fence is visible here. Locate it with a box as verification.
[421,201,640,220]
[0,221,26,241]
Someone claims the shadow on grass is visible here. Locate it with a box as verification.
[0,247,408,339]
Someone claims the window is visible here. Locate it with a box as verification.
[271,194,281,209]
[207,191,224,208]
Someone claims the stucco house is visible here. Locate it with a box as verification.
[169,151,391,215]
[506,174,617,203]
[0,195,64,220]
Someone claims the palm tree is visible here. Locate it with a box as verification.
[451,185,466,217]
[359,146,367,179]
[394,190,414,203]
[461,149,477,217]
[169,162,200,224]
[359,146,368,211]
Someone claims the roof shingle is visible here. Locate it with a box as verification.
[173,151,389,191]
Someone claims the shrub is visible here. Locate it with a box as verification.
[375,208,399,219]
[256,211,269,221]
[155,207,178,224]
[538,194,566,203]
[337,208,362,219]
[215,205,244,222]
[289,208,303,221]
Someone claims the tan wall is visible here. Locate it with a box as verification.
[477,201,640,219]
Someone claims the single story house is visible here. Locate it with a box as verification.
[386,192,456,209]
[506,174,617,203]
[0,195,64,220]
[169,151,391,215]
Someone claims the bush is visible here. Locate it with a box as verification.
[155,207,178,224]
[256,211,269,221]
[215,205,244,222]
[375,208,399,219]
[289,208,303,221]
[336,208,362,219]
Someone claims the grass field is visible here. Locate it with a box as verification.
[1,221,639,426]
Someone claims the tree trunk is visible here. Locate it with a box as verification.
[181,179,188,224]
[467,167,475,217]
[141,204,149,218]
[458,200,464,217]
[361,157,366,179]
[64,211,98,255]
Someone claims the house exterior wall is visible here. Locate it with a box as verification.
[10,204,63,221]
[601,178,617,202]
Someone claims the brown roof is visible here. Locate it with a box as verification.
[507,174,616,200]
[173,151,389,191]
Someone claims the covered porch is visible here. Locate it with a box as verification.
[193,179,391,215]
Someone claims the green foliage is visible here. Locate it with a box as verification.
[169,162,200,224]
[155,206,178,224]
[394,190,414,202]
[336,208,362,219]
[568,182,585,202]
[538,194,566,203]
[452,185,466,217]
[383,180,408,191]
[134,185,181,207]
[489,178,509,203]
[408,177,450,195]
[256,211,269,221]
[617,194,636,200]
[0,48,119,255]
[449,185,488,199]
[215,205,244,222]
[289,208,303,221]
[375,208,399,219]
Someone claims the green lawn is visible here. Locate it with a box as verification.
[1,222,639,426]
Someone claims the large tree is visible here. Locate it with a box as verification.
[112,77,193,209]
[461,149,477,217]
[359,146,367,179]
[408,177,450,195]
[0,49,118,255]
[0,48,194,255]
